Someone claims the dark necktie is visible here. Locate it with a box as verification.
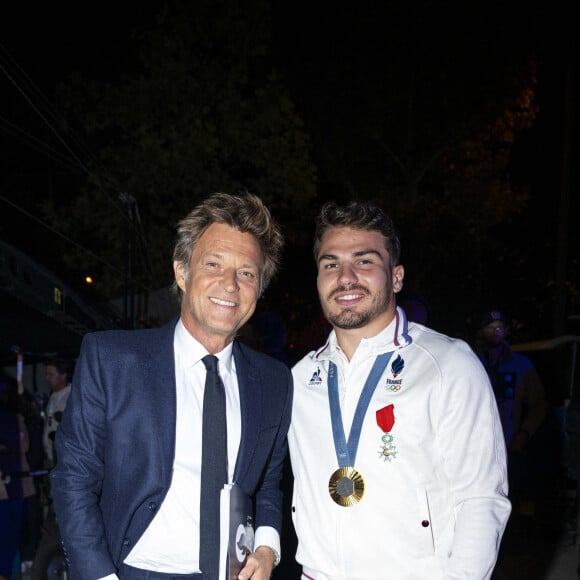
[200,355,228,580]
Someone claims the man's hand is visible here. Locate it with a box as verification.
[237,545,275,580]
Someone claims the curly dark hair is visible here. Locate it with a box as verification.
[313,200,401,266]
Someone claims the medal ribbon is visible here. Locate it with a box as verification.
[328,351,394,467]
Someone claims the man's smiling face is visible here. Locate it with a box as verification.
[316,226,404,334]
[174,222,262,350]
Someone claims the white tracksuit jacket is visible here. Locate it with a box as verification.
[288,308,511,580]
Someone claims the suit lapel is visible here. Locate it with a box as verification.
[232,341,262,483]
[145,318,179,484]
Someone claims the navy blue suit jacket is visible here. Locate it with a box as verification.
[51,317,293,580]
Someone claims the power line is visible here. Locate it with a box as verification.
[0,114,84,175]
[0,43,151,244]
[0,42,153,288]
[0,193,158,298]
[0,194,125,277]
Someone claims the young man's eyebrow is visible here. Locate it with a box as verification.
[318,249,383,264]
[352,249,382,259]
[318,252,338,264]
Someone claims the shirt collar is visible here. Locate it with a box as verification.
[175,319,234,374]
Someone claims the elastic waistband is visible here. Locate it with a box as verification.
[120,563,204,580]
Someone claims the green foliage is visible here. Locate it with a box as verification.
[43,0,317,301]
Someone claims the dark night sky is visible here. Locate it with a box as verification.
[3,2,573,211]
[1,1,578,349]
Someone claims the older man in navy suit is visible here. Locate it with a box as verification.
[51,193,293,580]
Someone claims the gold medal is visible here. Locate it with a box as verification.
[328,467,365,506]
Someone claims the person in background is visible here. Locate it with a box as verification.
[51,192,292,580]
[475,310,547,514]
[42,358,74,468]
[0,372,35,580]
[18,385,45,573]
[288,200,510,579]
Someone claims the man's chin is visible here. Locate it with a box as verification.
[328,310,370,330]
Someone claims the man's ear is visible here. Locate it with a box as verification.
[173,261,187,293]
[392,265,405,294]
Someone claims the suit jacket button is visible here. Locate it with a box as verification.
[148,501,157,511]
[123,538,132,547]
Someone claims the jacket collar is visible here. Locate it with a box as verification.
[314,306,412,362]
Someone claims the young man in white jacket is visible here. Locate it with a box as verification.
[288,200,511,580]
